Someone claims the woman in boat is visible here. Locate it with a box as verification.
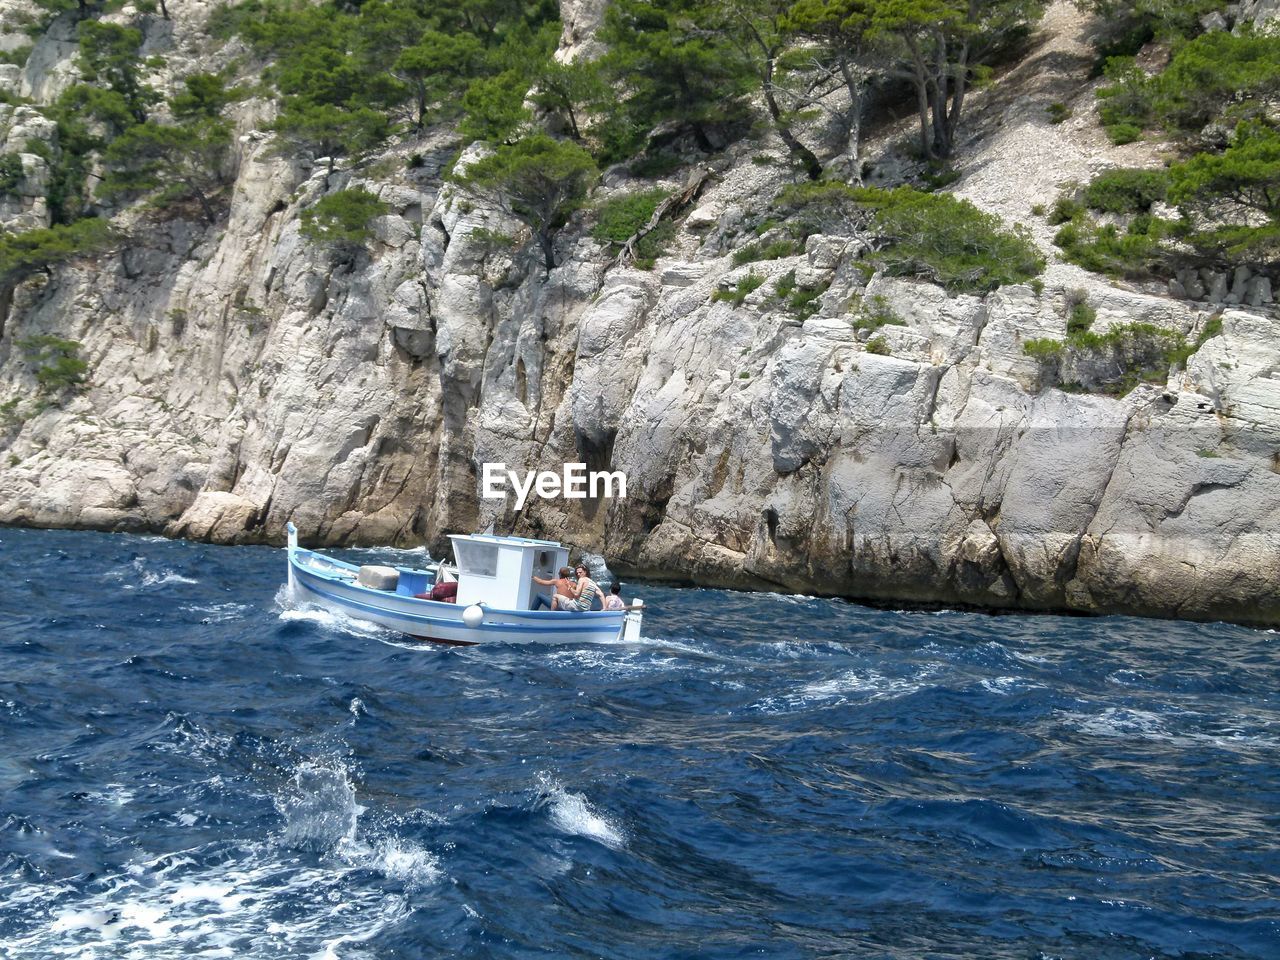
[560,564,605,612]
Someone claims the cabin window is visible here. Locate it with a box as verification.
[455,541,498,578]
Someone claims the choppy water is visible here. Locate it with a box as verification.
[0,528,1277,959]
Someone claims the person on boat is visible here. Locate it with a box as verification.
[531,566,574,610]
[561,564,605,612]
[603,581,625,611]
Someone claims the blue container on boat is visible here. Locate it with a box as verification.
[395,568,431,597]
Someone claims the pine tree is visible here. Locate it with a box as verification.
[455,134,597,272]
[76,20,158,125]
[783,0,876,177]
[459,71,533,144]
[98,121,232,224]
[718,0,824,179]
[867,0,1045,160]
[271,103,390,173]
[602,0,755,153]
[300,187,390,259]
[393,31,485,130]
[1169,122,1280,265]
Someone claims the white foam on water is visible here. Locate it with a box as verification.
[81,784,136,807]
[808,666,935,702]
[1060,706,1280,752]
[535,774,625,850]
[545,646,693,679]
[600,633,713,658]
[750,664,941,713]
[0,760,439,959]
[277,605,391,641]
[980,676,1043,696]
[757,591,820,604]
[277,762,362,851]
[106,558,199,591]
[343,545,432,558]
[140,570,199,588]
[182,602,250,624]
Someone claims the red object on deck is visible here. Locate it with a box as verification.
[415,581,458,603]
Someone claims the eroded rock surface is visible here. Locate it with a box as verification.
[1,1,1278,626]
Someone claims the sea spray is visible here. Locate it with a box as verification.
[534,774,625,850]
[277,762,363,852]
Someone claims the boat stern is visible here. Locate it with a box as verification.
[622,598,644,642]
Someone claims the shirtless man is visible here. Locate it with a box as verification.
[531,566,574,610]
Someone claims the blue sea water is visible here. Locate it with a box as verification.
[0,528,1277,960]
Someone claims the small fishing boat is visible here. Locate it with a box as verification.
[285,523,643,646]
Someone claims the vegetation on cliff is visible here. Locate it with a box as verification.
[0,0,1271,313]
[1056,24,1280,284]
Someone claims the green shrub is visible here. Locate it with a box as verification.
[1047,102,1071,124]
[865,336,890,355]
[788,279,829,320]
[0,44,31,67]
[0,154,24,195]
[1048,194,1084,225]
[775,268,796,300]
[1053,214,1170,278]
[1023,337,1064,361]
[470,226,518,250]
[633,220,676,270]
[712,271,766,306]
[1106,122,1143,145]
[1067,299,1097,337]
[851,293,905,332]
[732,238,798,266]
[773,183,1041,292]
[1096,57,1154,132]
[921,166,961,191]
[1023,322,1191,394]
[299,187,388,254]
[856,186,1044,293]
[18,335,88,395]
[772,181,864,235]
[591,188,668,244]
[1084,168,1168,213]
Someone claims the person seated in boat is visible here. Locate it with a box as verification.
[531,566,574,610]
[602,581,625,612]
[560,564,605,612]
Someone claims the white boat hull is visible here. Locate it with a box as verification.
[286,525,641,646]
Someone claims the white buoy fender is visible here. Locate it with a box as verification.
[462,604,485,629]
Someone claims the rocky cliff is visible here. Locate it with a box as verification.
[1,0,1278,626]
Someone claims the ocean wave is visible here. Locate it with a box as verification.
[1059,706,1280,753]
[535,774,625,850]
[750,664,940,713]
[0,757,437,959]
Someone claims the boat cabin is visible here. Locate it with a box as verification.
[449,534,571,611]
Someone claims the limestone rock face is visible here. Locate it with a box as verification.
[1,0,1279,626]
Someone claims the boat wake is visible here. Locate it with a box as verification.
[273,586,394,641]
